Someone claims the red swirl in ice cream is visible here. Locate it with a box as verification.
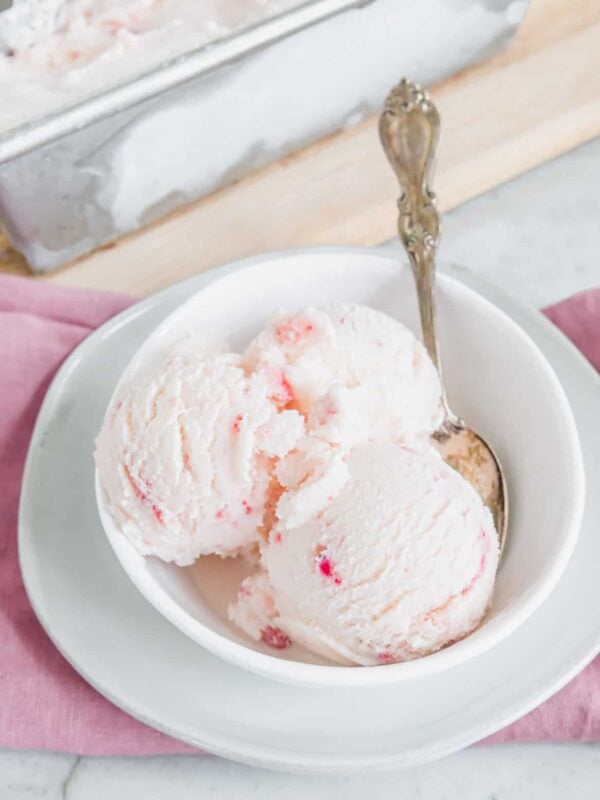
[242,303,444,450]
[95,352,303,565]
[230,443,499,665]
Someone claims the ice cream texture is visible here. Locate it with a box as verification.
[230,443,499,665]
[243,303,444,449]
[0,0,302,133]
[95,352,303,565]
[96,301,499,664]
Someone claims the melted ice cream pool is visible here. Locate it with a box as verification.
[0,0,302,134]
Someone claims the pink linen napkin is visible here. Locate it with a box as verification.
[1,273,599,756]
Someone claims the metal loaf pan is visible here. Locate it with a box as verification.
[0,0,528,271]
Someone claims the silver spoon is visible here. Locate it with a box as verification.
[379,78,508,553]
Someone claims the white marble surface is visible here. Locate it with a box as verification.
[1,137,599,798]
[3,745,600,799]
[386,136,600,308]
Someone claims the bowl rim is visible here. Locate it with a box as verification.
[95,246,585,687]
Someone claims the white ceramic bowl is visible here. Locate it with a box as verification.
[95,248,585,687]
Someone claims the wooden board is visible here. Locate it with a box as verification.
[2,0,599,295]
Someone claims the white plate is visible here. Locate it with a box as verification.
[19,248,600,773]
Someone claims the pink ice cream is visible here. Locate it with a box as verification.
[229,442,499,665]
[242,302,443,449]
[96,300,499,666]
[0,0,303,134]
[95,352,303,565]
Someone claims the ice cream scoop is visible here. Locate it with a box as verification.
[229,442,499,665]
[243,302,443,450]
[95,352,303,565]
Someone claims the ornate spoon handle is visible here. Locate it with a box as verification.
[379,79,461,434]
